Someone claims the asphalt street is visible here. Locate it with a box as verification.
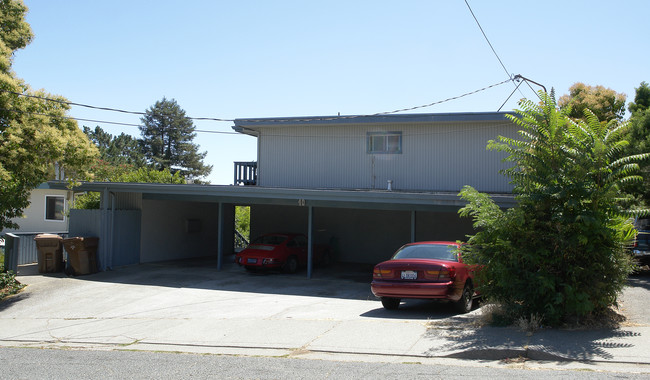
[1,347,648,380]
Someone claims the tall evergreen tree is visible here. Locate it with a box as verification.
[139,98,212,180]
[83,126,145,168]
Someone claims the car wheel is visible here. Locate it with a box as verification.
[283,256,298,274]
[455,283,473,313]
[381,297,401,310]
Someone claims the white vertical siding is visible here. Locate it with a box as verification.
[257,120,517,193]
[5,189,72,234]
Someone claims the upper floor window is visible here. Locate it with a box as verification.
[367,132,402,154]
[45,196,65,221]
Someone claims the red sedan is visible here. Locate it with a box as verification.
[235,233,330,273]
[371,241,476,313]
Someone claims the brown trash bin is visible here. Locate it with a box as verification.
[62,237,99,275]
[34,234,64,273]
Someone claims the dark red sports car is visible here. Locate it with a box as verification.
[371,241,477,313]
[235,233,330,273]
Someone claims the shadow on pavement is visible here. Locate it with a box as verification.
[628,269,650,291]
[0,292,30,313]
[423,316,642,362]
[361,298,466,321]
[16,257,377,302]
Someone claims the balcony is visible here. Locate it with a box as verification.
[234,161,257,186]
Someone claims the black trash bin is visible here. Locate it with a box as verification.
[34,234,64,273]
[62,237,99,276]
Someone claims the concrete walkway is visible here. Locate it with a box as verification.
[2,260,649,373]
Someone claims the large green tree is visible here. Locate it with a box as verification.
[558,82,627,122]
[0,0,97,231]
[139,98,211,180]
[83,125,145,170]
[73,167,186,209]
[459,92,648,326]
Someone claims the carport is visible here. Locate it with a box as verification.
[50,181,516,278]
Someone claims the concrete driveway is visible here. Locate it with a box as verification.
[2,259,650,372]
[1,259,469,357]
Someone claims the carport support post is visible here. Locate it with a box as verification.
[101,187,109,271]
[217,202,223,271]
[411,211,416,243]
[307,205,313,279]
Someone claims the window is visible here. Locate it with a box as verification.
[45,196,65,221]
[367,132,402,154]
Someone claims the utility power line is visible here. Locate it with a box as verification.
[0,77,514,129]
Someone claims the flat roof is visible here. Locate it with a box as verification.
[50,181,516,211]
[232,111,514,135]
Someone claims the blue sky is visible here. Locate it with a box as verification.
[13,1,650,184]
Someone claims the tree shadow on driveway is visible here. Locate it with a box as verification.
[423,322,642,362]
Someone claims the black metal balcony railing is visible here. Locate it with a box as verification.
[234,161,257,186]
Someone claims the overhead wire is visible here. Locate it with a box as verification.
[0,77,514,131]
[498,80,524,112]
[0,107,241,134]
[464,0,531,104]
[0,89,236,122]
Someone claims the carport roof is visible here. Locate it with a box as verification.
[49,181,516,211]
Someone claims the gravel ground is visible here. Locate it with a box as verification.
[620,269,650,325]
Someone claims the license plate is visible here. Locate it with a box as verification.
[401,270,417,280]
[247,258,257,264]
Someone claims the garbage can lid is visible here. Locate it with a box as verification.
[34,233,63,240]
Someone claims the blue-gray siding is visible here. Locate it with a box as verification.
[256,120,517,192]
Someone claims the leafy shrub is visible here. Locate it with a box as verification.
[460,92,647,326]
[0,269,24,300]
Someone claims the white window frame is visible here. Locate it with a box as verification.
[367,131,402,154]
[44,195,65,222]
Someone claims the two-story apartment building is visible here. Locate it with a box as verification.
[54,112,518,277]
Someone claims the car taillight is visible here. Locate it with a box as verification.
[373,267,392,279]
[425,266,456,281]
[439,266,456,280]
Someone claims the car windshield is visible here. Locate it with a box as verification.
[392,244,459,262]
[251,235,288,246]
